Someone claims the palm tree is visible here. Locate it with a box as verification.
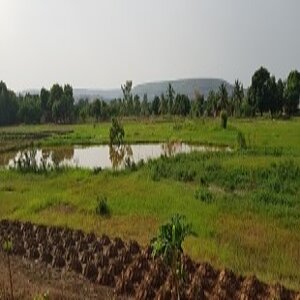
[218,83,229,113]
[232,80,244,116]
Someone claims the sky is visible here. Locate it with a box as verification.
[0,0,299,91]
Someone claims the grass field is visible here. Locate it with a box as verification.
[1,117,299,154]
[0,117,300,289]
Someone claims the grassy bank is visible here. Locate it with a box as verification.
[1,117,300,154]
[0,117,300,289]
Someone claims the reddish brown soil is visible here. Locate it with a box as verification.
[0,219,299,300]
[0,251,123,299]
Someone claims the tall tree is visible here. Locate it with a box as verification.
[284,70,300,115]
[18,94,41,124]
[40,88,50,122]
[267,76,280,116]
[159,93,168,115]
[92,99,102,122]
[218,83,229,113]
[173,94,191,116]
[152,96,160,116]
[250,67,271,115]
[191,90,204,117]
[166,83,175,114]
[276,79,284,114]
[141,94,150,116]
[232,80,244,117]
[62,84,74,123]
[121,80,133,116]
[0,81,18,126]
[133,95,141,116]
[206,90,218,117]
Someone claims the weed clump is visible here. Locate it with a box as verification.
[95,196,110,216]
[195,188,214,203]
[237,131,247,150]
[253,191,292,207]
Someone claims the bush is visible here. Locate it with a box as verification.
[220,110,228,129]
[95,196,110,216]
[195,188,214,203]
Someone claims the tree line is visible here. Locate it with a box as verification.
[0,67,299,126]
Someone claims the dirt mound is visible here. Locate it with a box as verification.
[0,219,299,299]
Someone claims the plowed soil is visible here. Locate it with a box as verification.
[0,219,299,300]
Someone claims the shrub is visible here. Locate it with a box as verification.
[195,188,214,203]
[220,110,228,129]
[95,196,110,216]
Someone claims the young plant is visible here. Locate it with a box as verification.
[95,196,110,216]
[109,118,125,146]
[151,214,194,299]
[237,131,247,150]
[2,239,14,300]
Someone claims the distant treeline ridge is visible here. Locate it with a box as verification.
[0,67,299,125]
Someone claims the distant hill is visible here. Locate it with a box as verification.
[132,78,233,100]
[20,78,233,102]
[73,88,122,101]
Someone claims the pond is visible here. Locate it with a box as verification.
[3,142,232,170]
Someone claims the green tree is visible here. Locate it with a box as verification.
[49,84,74,123]
[133,95,141,116]
[276,79,285,114]
[173,94,191,116]
[0,81,18,126]
[218,83,229,113]
[267,76,281,117]
[50,84,63,123]
[92,99,102,121]
[101,100,110,120]
[284,70,300,115]
[191,90,204,117]
[121,80,133,116]
[206,90,218,117]
[159,93,168,115]
[40,88,50,122]
[18,94,41,124]
[232,80,244,117]
[250,67,271,116]
[62,84,74,123]
[152,96,160,115]
[141,94,150,116]
[166,83,175,114]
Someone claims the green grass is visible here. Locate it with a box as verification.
[0,117,300,290]
[1,117,299,154]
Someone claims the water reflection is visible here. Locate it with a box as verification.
[162,140,184,156]
[50,147,74,166]
[4,142,231,170]
[109,144,133,169]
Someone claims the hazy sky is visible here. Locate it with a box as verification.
[0,0,299,90]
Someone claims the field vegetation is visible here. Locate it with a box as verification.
[0,117,299,290]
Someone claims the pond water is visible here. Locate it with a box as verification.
[4,142,232,170]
